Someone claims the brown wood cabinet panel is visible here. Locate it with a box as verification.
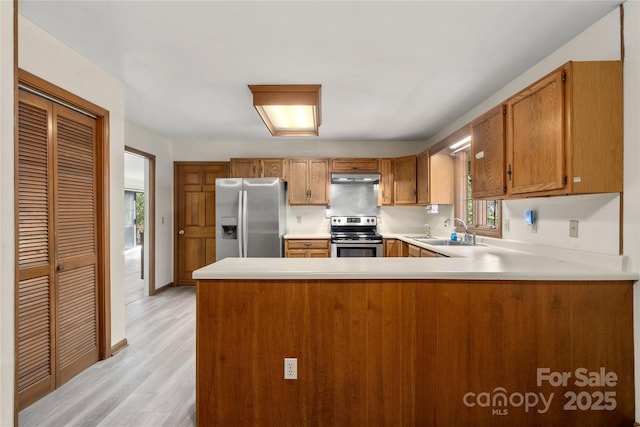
[262,159,287,179]
[309,159,329,204]
[229,158,261,178]
[230,158,287,179]
[509,68,565,195]
[378,158,394,206]
[420,248,437,257]
[384,238,401,257]
[288,159,329,205]
[330,158,379,173]
[393,155,417,205]
[407,244,421,257]
[197,279,634,426]
[429,150,454,204]
[416,149,430,205]
[471,105,506,198]
[506,61,622,197]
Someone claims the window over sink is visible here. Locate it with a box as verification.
[452,139,502,238]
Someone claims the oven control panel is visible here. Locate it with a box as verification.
[331,216,377,226]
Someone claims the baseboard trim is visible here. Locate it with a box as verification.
[111,338,128,356]
[153,282,174,295]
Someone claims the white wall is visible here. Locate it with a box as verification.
[125,122,175,290]
[172,139,424,161]
[0,2,15,425]
[18,16,127,349]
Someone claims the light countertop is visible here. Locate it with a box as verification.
[194,236,638,281]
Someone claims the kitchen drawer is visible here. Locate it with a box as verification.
[286,239,330,250]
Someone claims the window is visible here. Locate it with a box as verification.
[453,149,502,237]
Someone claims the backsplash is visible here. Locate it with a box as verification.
[501,193,621,256]
[286,206,330,235]
[378,205,454,236]
[326,182,381,217]
[286,194,621,258]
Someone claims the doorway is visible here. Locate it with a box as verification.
[125,147,155,299]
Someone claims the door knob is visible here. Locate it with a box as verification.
[178,229,185,235]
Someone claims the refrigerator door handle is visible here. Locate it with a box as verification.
[237,190,244,257]
[242,190,249,257]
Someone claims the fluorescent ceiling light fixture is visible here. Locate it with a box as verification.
[451,143,471,155]
[249,84,321,136]
[449,135,471,150]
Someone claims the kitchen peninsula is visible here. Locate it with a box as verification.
[194,245,637,426]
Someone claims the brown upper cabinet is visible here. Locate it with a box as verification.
[416,149,430,204]
[471,105,506,199]
[393,155,417,205]
[429,150,454,204]
[330,158,379,173]
[378,158,394,206]
[506,60,622,197]
[229,158,288,180]
[415,147,454,205]
[288,159,330,205]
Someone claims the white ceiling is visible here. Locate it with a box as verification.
[19,1,621,143]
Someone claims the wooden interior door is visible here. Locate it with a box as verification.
[16,90,100,408]
[175,163,229,286]
[16,91,56,409]
[52,103,100,385]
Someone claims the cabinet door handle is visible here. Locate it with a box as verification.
[304,242,311,247]
[178,229,185,235]
[507,164,512,181]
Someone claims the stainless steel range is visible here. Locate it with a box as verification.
[330,216,383,257]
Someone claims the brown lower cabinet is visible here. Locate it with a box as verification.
[285,239,330,258]
[196,278,633,426]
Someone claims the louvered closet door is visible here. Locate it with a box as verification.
[16,90,99,408]
[17,91,55,408]
[53,103,99,385]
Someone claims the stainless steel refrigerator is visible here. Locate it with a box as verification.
[215,177,286,261]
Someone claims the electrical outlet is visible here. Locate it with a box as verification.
[284,358,297,380]
[296,215,302,224]
[503,218,510,232]
[569,220,579,238]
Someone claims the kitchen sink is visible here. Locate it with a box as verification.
[408,237,482,247]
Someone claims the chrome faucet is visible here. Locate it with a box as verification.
[423,223,432,237]
[454,218,468,233]
[453,218,476,245]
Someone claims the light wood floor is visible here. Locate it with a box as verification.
[124,246,145,305]
[19,286,196,427]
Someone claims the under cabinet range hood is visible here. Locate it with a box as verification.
[331,173,380,184]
